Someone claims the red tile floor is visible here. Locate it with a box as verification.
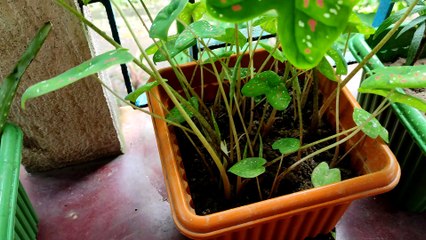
[20,106,426,240]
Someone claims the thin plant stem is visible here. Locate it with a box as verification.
[256,177,263,201]
[269,154,284,198]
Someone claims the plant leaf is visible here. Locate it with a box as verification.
[1,22,51,133]
[125,80,162,102]
[406,22,425,65]
[360,65,426,90]
[327,45,347,75]
[214,28,247,46]
[153,37,196,63]
[353,108,388,141]
[176,20,223,48]
[177,2,196,26]
[166,97,199,124]
[192,1,207,21]
[266,85,291,110]
[21,48,133,109]
[149,0,188,41]
[316,57,336,81]
[241,71,277,97]
[224,67,250,80]
[228,157,267,178]
[272,138,300,155]
[345,12,375,36]
[254,15,278,34]
[311,162,341,188]
[396,15,426,39]
[206,0,358,69]
[200,49,234,64]
[259,42,286,63]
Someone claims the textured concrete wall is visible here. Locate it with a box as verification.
[0,0,123,171]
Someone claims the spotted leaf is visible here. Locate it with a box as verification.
[149,0,187,41]
[353,108,388,142]
[272,138,300,155]
[228,157,267,178]
[311,162,341,187]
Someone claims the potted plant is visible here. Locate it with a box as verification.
[349,1,426,212]
[22,0,426,239]
[0,22,51,240]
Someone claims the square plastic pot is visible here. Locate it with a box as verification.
[0,124,39,240]
[148,50,400,239]
[349,30,426,212]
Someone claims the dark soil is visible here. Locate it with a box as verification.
[175,85,356,216]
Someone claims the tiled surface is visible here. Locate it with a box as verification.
[20,106,426,240]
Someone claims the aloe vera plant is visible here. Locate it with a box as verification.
[0,22,52,134]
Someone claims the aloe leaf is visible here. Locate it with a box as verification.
[311,162,341,187]
[259,42,286,63]
[206,0,358,69]
[228,157,267,178]
[327,45,347,75]
[316,57,337,81]
[125,80,161,102]
[166,97,199,124]
[149,0,188,41]
[21,48,133,109]
[272,138,300,155]
[353,108,388,141]
[1,22,51,133]
[396,15,426,38]
[175,20,223,48]
[406,22,425,65]
[360,65,426,89]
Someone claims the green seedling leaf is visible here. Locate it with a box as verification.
[125,80,162,102]
[272,138,300,155]
[406,22,425,66]
[192,1,207,21]
[178,2,196,25]
[228,157,267,178]
[153,38,196,63]
[200,49,234,64]
[149,0,187,41]
[253,15,278,34]
[316,57,337,81]
[176,20,223,48]
[259,42,286,63]
[311,162,341,187]
[1,22,51,133]
[360,65,426,90]
[21,48,133,109]
[242,71,291,110]
[358,88,426,113]
[327,45,347,75]
[353,108,388,141]
[214,28,247,46]
[206,0,358,69]
[166,97,199,124]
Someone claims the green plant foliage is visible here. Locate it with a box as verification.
[360,65,426,89]
[241,71,291,110]
[258,42,286,63]
[206,0,358,69]
[311,162,341,187]
[214,28,247,46]
[272,138,300,155]
[345,12,375,36]
[316,57,337,81]
[178,1,207,24]
[406,22,425,65]
[327,45,347,75]
[200,49,235,64]
[149,0,188,41]
[166,97,199,124]
[153,37,196,63]
[125,80,162,102]
[0,22,51,133]
[352,108,389,142]
[176,20,223,48]
[224,67,250,80]
[21,48,133,109]
[228,157,267,178]
[252,15,278,34]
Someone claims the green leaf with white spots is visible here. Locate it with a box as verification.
[228,157,267,178]
[214,28,247,46]
[316,57,337,81]
[149,0,188,41]
[359,65,426,90]
[206,0,359,69]
[166,97,199,124]
[311,162,341,187]
[272,138,300,155]
[1,22,51,133]
[259,42,286,63]
[153,37,196,63]
[125,80,162,102]
[327,45,347,75]
[242,71,291,110]
[192,1,207,21]
[353,108,388,141]
[21,48,133,109]
[178,2,196,25]
[176,20,223,49]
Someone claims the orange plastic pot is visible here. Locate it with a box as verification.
[148,50,400,240]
